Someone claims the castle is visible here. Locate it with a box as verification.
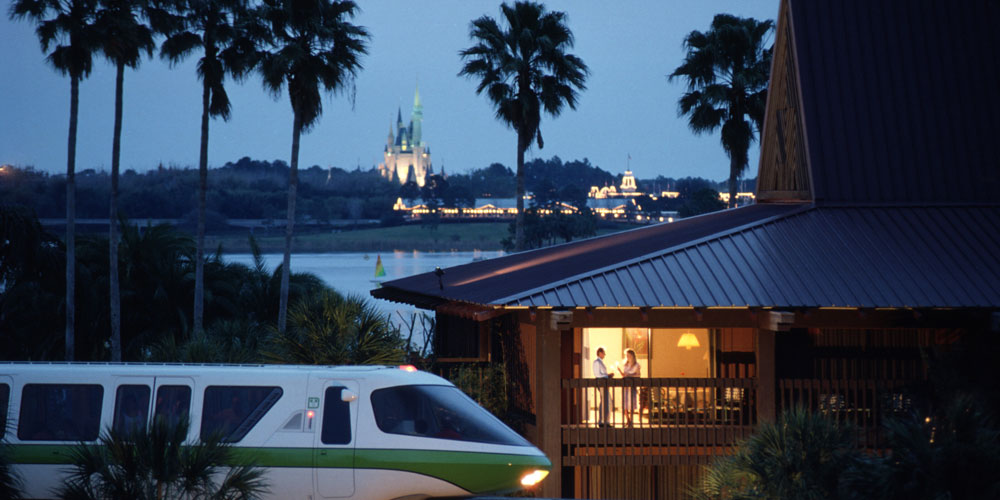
[377,87,433,187]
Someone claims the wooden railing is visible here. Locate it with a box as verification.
[561,378,756,465]
[778,378,920,448]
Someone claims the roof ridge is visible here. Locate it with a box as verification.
[496,204,816,306]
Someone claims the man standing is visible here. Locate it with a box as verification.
[593,347,614,427]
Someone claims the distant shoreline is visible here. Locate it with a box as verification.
[204,222,509,253]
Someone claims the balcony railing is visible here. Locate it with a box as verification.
[561,378,756,465]
[778,378,920,448]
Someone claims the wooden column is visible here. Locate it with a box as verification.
[756,311,792,422]
[756,327,777,422]
[535,310,563,498]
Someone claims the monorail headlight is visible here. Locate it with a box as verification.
[520,469,549,487]
[398,365,418,372]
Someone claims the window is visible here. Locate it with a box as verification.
[113,385,150,434]
[0,384,9,436]
[18,384,103,441]
[154,385,191,429]
[321,387,351,445]
[282,412,303,431]
[371,385,530,446]
[201,386,282,443]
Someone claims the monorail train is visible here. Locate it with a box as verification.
[0,363,550,499]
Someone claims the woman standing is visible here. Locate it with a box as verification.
[618,348,641,427]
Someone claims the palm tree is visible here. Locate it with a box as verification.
[265,290,404,365]
[670,14,773,209]
[9,0,100,361]
[691,408,872,500]
[58,416,267,500]
[93,0,155,361]
[459,1,588,251]
[256,0,369,332]
[159,0,259,336]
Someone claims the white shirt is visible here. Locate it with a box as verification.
[593,357,609,378]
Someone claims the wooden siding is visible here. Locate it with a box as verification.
[756,0,812,200]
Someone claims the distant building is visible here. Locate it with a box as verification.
[377,87,433,187]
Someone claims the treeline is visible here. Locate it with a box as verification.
[0,204,417,363]
[2,156,746,226]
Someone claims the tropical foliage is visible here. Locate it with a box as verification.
[0,207,407,364]
[459,0,588,251]
[57,416,267,500]
[265,290,405,366]
[692,408,870,500]
[670,14,773,208]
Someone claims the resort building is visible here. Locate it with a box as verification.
[374,0,999,498]
[377,87,433,187]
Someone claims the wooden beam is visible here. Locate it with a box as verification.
[535,310,563,498]
[756,328,777,422]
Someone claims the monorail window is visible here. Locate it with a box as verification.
[113,385,150,434]
[0,384,9,436]
[371,385,530,446]
[201,386,283,443]
[154,385,191,429]
[321,387,351,445]
[18,384,103,441]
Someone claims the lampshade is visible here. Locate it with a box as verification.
[677,332,700,349]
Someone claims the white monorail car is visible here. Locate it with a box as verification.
[0,363,551,499]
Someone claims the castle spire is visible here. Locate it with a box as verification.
[411,83,423,146]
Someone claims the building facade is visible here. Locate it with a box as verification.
[378,87,433,187]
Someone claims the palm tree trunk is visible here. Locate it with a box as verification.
[65,74,79,361]
[277,112,301,333]
[728,154,739,209]
[193,78,210,335]
[514,131,527,252]
[109,61,124,362]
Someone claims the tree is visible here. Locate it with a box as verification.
[9,0,100,361]
[58,416,267,500]
[159,0,258,336]
[670,14,773,209]
[257,0,369,332]
[93,0,156,361]
[265,290,405,366]
[459,1,588,251]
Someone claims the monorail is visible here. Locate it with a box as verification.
[0,363,550,499]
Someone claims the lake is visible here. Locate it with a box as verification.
[223,250,505,323]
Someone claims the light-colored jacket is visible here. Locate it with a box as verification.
[593,357,609,378]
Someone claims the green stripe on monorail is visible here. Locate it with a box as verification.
[10,445,550,495]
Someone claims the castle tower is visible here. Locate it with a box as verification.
[377,86,432,187]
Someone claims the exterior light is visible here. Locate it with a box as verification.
[677,333,700,349]
[520,469,549,487]
[399,365,418,372]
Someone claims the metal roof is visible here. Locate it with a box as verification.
[508,205,1000,308]
[371,203,802,309]
[374,205,1000,309]
[790,0,1000,203]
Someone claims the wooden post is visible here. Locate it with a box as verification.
[535,310,563,498]
[756,327,777,422]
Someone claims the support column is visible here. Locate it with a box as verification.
[756,311,792,422]
[756,328,777,422]
[535,310,562,498]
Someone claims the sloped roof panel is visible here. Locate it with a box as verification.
[502,206,1000,309]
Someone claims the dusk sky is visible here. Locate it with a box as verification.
[1,1,778,182]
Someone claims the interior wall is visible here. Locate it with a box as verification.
[582,328,624,378]
[650,328,710,377]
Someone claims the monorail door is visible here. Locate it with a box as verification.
[111,375,154,434]
[152,377,194,434]
[311,377,359,498]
